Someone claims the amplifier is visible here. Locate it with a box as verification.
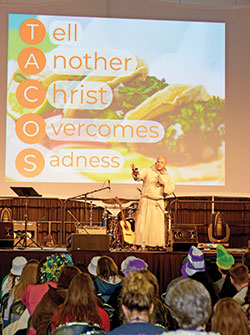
[69,233,109,251]
[171,225,198,251]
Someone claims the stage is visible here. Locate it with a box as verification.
[0,246,247,294]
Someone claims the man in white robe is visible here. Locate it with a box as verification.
[131,156,175,249]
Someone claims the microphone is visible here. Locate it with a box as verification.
[108,180,111,192]
[137,187,142,194]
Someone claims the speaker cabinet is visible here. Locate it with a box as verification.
[69,233,109,251]
[171,225,198,251]
[0,221,14,248]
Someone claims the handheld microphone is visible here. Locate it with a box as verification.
[137,187,142,194]
[108,180,111,192]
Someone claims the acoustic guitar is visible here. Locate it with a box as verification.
[115,196,135,245]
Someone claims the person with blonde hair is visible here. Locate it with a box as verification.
[4,260,38,327]
[51,273,110,331]
[211,297,250,335]
[110,271,166,334]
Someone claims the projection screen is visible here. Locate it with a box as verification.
[6,14,225,191]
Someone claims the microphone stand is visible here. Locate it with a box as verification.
[62,185,110,244]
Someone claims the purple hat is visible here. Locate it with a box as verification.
[181,246,205,278]
[121,256,148,277]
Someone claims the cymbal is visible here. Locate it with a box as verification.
[102,198,130,205]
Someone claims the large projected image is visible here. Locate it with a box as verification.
[6,14,225,185]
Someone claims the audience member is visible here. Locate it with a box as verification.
[242,251,250,276]
[165,278,220,335]
[1,257,27,298]
[211,297,250,335]
[141,270,173,330]
[229,263,249,305]
[87,256,101,278]
[214,245,236,299]
[4,260,38,327]
[190,271,219,307]
[31,265,81,335]
[94,256,123,304]
[110,271,166,335]
[51,273,110,331]
[121,256,148,277]
[22,253,73,315]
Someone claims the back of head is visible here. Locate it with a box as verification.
[212,297,249,335]
[96,256,118,280]
[57,265,81,289]
[55,272,100,326]
[14,261,39,300]
[168,278,212,329]
[121,271,154,312]
[242,251,250,271]
[66,273,96,306]
[229,263,249,286]
[140,270,159,297]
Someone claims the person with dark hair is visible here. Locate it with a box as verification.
[211,297,249,335]
[242,251,250,274]
[51,273,110,331]
[31,265,81,335]
[229,263,249,305]
[190,271,219,307]
[166,279,220,335]
[110,271,166,334]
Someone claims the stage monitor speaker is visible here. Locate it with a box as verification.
[0,221,14,248]
[171,225,198,252]
[69,233,109,251]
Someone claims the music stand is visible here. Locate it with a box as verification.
[11,187,42,249]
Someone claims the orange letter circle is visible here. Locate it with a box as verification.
[16,113,46,144]
[16,79,46,109]
[15,148,45,178]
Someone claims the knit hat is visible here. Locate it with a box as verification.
[121,256,148,277]
[10,256,27,276]
[181,246,205,278]
[87,256,101,276]
[216,244,235,270]
[39,253,73,283]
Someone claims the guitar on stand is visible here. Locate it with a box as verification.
[115,197,135,247]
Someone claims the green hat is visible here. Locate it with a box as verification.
[216,244,235,270]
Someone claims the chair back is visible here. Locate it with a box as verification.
[51,322,107,335]
[8,299,26,323]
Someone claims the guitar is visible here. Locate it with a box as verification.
[115,197,135,245]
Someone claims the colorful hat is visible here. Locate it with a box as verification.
[181,246,205,278]
[40,253,73,283]
[10,256,27,276]
[216,244,235,270]
[87,256,101,276]
[121,256,148,277]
